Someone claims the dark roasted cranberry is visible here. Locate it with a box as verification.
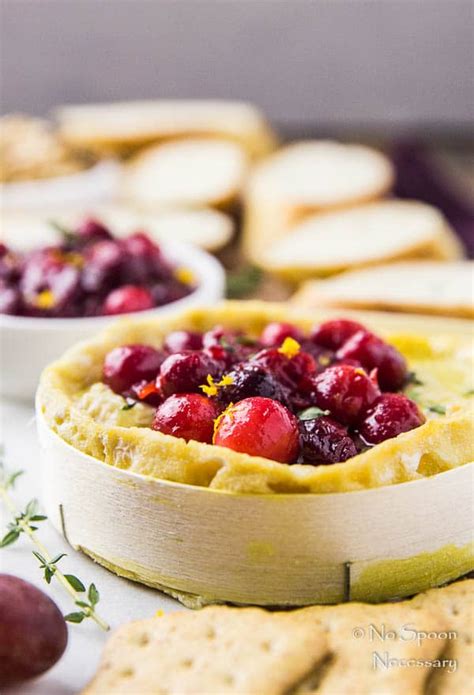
[336,330,407,391]
[252,348,316,389]
[299,340,335,372]
[213,397,300,463]
[215,363,290,408]
[159,351,220,397]
[0,284,21,315]
[152,393,219,443]
[311,364,380,425]
[311,319,365,350]
[299,416,358,465]
[20,251,82,317]
[102,285,154,315]
[0,246,20,283]
[260,322,303,347]
[359,393,425,445]
[163,330,203,353]
[203,343,234,372]
[120,232,165,285]
[81,240,123,293]
[103,344,165,394]
[75,217,112,243]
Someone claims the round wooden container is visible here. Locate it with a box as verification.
[37,411,473,608]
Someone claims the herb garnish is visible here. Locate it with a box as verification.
[427,404,446,415]
[122,397,138,411]
[49,219,76,244]
[0,458,109,631]
[298,406,329,421]
[406,371,424,387]
[226,265,263,299]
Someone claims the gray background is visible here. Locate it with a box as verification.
[1,0,473,135]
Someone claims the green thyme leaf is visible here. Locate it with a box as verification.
[122,397,138,411]
[49,219,75,243]
[5,470,23,490]
[88,583,100,606]
[298,406,329,421]
[226,265,263,299]
[65,574,86,592]
[427,404,446,415]
[75,600,90,609]
[406,371,424,386]
[0,529,20,547]
[64,611,86,624]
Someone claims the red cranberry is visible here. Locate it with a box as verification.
[163,330,203,353]
[252,348,316,389]
[359,393,425,445]
[75,217,112,243]
[120,232,164,285]
[299,416,358,465]
[152,393,219,443]
[336,330,407,391]
[82,240,123,293]
[215,364,291,408]
[214,397,300,463]
[312,364,380,425]
[0,284,21,315]
[103,344,165,394]
[102,285,154,315]
[20,251,82,317]
[311,319,365,350]
[159,351,219,397]
[260,322,303,347]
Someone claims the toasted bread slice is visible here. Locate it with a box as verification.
[243,140,394,260]
[120,138,248,211]
[56,99,277,158]
[292,260,473,319]
[1,205,234,252]
[259,200,464,280]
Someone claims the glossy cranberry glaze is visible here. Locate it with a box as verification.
[0,218,194,318]
[102,318,423,465]
[152,393,219,443]
[359,393,426,445]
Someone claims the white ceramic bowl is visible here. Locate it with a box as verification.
[0,240,225,400]
[0,160,120,211]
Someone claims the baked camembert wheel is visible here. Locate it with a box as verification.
[38,302,473,495]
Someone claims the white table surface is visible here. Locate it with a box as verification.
[0,399,184,695]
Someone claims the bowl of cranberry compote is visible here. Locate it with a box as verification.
[36,302,473,607]
[0,217,224,399]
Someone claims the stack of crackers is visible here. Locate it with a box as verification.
[84,579,473,694]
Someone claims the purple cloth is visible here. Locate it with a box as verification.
[391,141,474,258]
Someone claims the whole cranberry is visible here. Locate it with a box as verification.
[260,322,303,347]
[299,416,358,465]
[359,393,425,445]
[336,330,407,391]
[75,217,112,243]
[311,319,365,350]
[215,363,290,408]
[214,397,300,463]
[163,330,203,353]
[159,351,219,397]
[152,393,219,443]
[252,348,316,389]
[312,364,380,425]
[0,285,21,315]
[120,232,164,285]
[103,344,165,394]
[102,285,154,315]
[82,240,123,293]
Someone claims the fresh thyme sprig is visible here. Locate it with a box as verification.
[0,461,109,631]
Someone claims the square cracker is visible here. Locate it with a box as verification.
[82,606,328,694]
[411,578,474,695]
[293,601,449,694]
